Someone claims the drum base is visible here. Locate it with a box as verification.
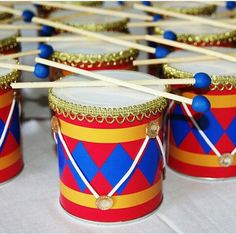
[0,164,24,186]
[59,196,163,225]
[168,165,236,182]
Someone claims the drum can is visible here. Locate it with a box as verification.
[0,60,23,183]
[164,48,236,179]
[49,70,167,222]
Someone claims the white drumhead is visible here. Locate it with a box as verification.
[0,30,17,40]
[167,47,236,76]
[153,1,211,9]
[50,32,130,54]
[0,58,17,78]
[50,10,124,25]
[52,70,165,108]
[158,19,229,34]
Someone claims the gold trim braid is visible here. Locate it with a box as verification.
[154,28,236,45]
[0,69,21,89]
[55,17,129,33]
[51,48,139,68]
[0,31,20,53]
[160,4,216,15]
[48,89,167,124]
[163,64,236,91]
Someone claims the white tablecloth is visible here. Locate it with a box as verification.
[1,2,236,233]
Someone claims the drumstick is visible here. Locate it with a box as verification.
[0,44,53,60]
[34,57,211,113]
[33,1,153,21]
[11,75,211,89]
[134,4,236,30]
[127,18,235,28]
[0,24,41,30]
[0,6,156,54]
[145,36,236,63]
[16,35,146,43]
[133,53,236,66]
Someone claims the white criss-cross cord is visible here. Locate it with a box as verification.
[182,102,236,157]
[0,98,16,151]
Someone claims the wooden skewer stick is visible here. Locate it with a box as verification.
[134,4,236,30]
[128,18,235,28]
[0,24,41,30]
[145,35,236,63]
[33,1,153,21]
[0,5,155,54]
[11,78,196,89]
[133,53,236,66]
[0,62,34,72]
[35,57,193,105]
[0,50,40,60]
[16,35,146,43]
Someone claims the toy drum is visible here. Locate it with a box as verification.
[49,70,167,222]
[0,59,23,183]
[154,21,236,47]
[163,48,236,179]
[0,30,20,54]
[49,32,139,80]
[49,10,129,33]
[36,1,103,18]
[151,2,216,15]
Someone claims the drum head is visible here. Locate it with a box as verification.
[0,58,16,79]
[52,70,166,108]
[167,47,236,76]
[50,10,125,25]
[50,32,131,55]
[0,30,17,40]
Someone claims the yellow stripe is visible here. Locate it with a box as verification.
[170,144,236,167]
[0,91,13,109]
[182,92,236,109]
[60,117,161,143]
[0,147,22,170]
[60,179,162,209]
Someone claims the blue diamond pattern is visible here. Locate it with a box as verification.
[57,139,67,176]
[192,110,224,153]
[101,144,133,194]
[138,139,160,185]
[0,119,7,154]
[226,117,236,146]
[171,104,191,146]
[69,142,98,192]
[9,105,20,143]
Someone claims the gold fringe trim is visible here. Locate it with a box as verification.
[48,89,167,124]
[163,64,236,91]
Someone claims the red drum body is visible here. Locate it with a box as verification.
[164,48,236,179]
[49,70,167,222]
[0,64,22,183]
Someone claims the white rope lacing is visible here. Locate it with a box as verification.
[56,127,149,199]
[182,103,236,158]
[0,98,16,152]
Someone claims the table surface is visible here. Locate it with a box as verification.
[1,2,236,233]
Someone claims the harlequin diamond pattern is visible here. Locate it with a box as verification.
[226,117,236,145]
[0,106,20,154]
[170,104,236,153]
[170,104,192,146]
[59,137,160,194]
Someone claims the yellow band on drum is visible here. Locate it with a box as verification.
[0,91,13,109]
[170,144,236,167]
[60,179,162,209]
[182,92,236,109]
[60,117,161,143]
[0,147,22,170]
